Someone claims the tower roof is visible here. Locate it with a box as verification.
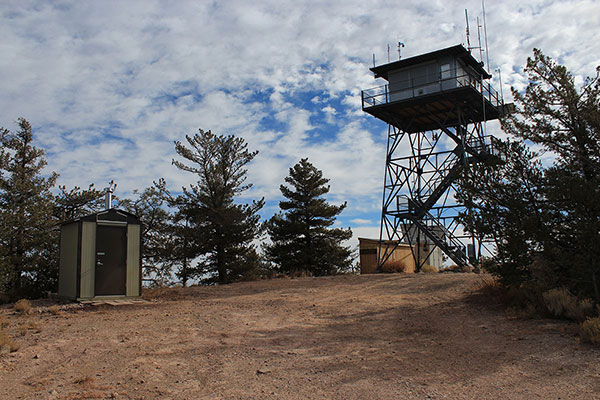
[370,44,492,80]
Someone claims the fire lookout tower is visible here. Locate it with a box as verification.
[361,44,509,270]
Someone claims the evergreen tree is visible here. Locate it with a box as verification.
[172,129,264,284]
[457,140,546,287]
[265,158,352,276]
[503,49,600,301]
[119,179,180,286]
[457,49,600,300]
[0,118,58,298]
[53,184,104,222]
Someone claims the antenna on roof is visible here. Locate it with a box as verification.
[372,53,376,68]
[387,43,390,63]
[477,16,484,63]
[482,0,490,68]
[398,42,405,60]
[465,9,471,52]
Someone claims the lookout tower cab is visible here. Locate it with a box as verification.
[362,44,504,132]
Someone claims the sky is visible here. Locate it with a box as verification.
[1,0,599,250]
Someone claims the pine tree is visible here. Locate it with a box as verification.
[53,184,104,222]
[0,118,58,298]
[265,158,352,276]
[119,179,180,286]
[503,49,600,300]
[172,129,264,284]
[457,50,600,300]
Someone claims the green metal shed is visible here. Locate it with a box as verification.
[58,209,142,300]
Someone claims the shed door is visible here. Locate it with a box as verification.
[95,225,127,296]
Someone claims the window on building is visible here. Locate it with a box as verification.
[440,63,451,80]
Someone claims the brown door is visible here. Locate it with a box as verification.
[95,225,127,296]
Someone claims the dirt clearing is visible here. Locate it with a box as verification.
[1,273,599,399]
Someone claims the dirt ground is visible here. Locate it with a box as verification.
[1,273,599,400]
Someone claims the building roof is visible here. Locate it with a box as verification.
[370,44,492,80]
[61,208,141,226]
[358,237,412,247]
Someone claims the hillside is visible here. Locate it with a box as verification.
[1,273,599,399]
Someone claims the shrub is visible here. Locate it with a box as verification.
[291,270,313,278]
[380,260,408,273]
[475,276,507,302]
[18,325,27,336]
[0,328,19,353]
[14,299,32,315]
[420,264,438,274]
[580,317,600,344]
[542,288,594,321]
[27,319,42,333]
[480,257,498,274]
[443,264,472,273]
[504,283,546,316]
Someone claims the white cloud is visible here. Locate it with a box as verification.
[0,0,598,237]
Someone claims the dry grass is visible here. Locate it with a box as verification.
[580,317,600,344]
[17,325,27,336]
[420,264,438,273]
[470,276,511,308]
[0,327,20,353]
[542,288,594,321]
[380,260,408,273]
[14,299,32,315]
[26,319,42,333]
[290,270,313,278]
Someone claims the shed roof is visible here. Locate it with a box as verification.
[61,208,141,226]
[370,44,491,80]
[358,237,412,247]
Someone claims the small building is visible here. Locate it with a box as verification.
[400,224,445,270]
[58,208,142,300]
[359,238,416,274]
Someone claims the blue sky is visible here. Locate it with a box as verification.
[1,0,599,249]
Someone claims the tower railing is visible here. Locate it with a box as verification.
[361,69,502,110]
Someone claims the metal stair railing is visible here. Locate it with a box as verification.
[408,199,469,266]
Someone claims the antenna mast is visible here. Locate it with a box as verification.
[465,9,471,51]
[477,16,484,63]
[482,0,490,68]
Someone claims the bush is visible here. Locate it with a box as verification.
[542,288,594,321]
[443,264,473,273]
[26,319,42,333]
[420,264,438,274]
[14,299,32,315]
[380,260,408,273]
[290,270,313,279]
[0,328,19,353]
[580,317,600,344]
[475,276,507,302]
